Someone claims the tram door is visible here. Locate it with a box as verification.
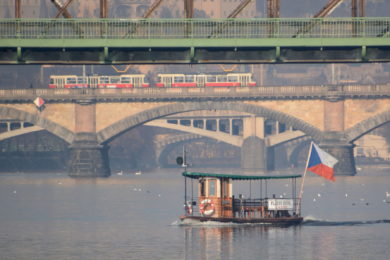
[196,75,205,87]
[239,75,249,87]
[132,76,142,88]
[89,76,99,88]
[56,77,65,88]
[162,76,172,87]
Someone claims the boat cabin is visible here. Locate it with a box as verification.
[181,171,302,224]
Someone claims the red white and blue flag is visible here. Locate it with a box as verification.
[307,142,339,181]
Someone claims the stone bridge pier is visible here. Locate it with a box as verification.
[320,133,356,176]
[68,100,110,177]
[320,99,356,176]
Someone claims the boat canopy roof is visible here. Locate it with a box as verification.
[182,171,301,180]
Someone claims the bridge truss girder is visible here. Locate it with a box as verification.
[2,44,389,65]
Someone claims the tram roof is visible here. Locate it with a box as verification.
[182,171,301,180]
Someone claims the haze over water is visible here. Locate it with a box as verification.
[0,166,389,260]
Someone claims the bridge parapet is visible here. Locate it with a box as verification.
[0,84,389,103]
[1,18,389,64]
[1,18,389,40]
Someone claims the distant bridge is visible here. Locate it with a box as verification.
[1,84,390,177]
[0,18,389,64]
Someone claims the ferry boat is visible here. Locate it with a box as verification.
[178,142,341,226]
[179,171,303,226]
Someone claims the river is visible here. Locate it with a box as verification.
[0,166,389,260]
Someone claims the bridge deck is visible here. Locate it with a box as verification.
[0,85,389,103]
[0,18,389,64]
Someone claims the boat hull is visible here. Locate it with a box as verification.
[180,215,303,226]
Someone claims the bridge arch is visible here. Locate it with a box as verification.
[0,106,74,144]
[97,101,323,144]
[345,109,390,142]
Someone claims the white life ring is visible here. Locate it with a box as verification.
[185,202,193,215]
[199,199,215,217]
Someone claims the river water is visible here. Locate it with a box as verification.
[0,166,389,260]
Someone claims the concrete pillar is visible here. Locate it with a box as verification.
[275,121,280,134]
[241,117,267,171]
[241,136,266,172]
[68,100,110,177]
[243,116,265,139]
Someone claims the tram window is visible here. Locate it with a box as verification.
[185,75,194,82]
[228,76,238,82]
[50,78,54,84]
[207,76,216,82]
[110,77,120,83]
[121,77,131,83]
[217,76,227,82]
[174,76,184,83]
[100,77,109,84]
[77,77,87,84]
[66,78,76,84]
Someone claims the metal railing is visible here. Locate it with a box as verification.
[0,84,389,102]
[1,18,389,40]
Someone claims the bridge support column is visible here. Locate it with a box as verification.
[241,116,267,171]
[241,136,266,172]
[68,100,110,177]
[69,133,110,178]
[320,138,356,176]
[322,99,356,176]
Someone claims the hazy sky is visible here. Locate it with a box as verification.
[1,0,389,18]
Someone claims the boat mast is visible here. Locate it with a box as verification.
[183,146,187,208]
[296,141,314,215]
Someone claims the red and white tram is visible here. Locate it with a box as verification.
[49,73,256,88]
[49,74,149,89]
[156,73,256,87]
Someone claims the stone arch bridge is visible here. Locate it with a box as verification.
[0,85,389,177]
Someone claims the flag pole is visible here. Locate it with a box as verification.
[296,141,314,216]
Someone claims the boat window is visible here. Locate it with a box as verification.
[200,179,206,197]
[209,179,216,196]
[221,180,229,198]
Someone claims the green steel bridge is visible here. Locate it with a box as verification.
[0,18,389,64]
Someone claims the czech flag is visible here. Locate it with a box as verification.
[307,142,339,181]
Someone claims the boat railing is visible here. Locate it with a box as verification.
[232,198,267,210]
[232,198,296,219]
